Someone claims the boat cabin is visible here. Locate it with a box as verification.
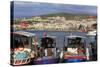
[64,35,89,62]
[11,31,36,65]
[33,36,59,64]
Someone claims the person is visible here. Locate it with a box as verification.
[30,50,35,58]
[17,44,24,51]
[13,44,24,54]
[59,48,64,63]
[90,43,97,61]
[40,47,45,58]
[13,44,29,60]
[77,46,84,55]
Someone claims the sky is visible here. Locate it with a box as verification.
[12,1,97,19]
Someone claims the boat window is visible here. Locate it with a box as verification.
[67,39,76,48]
[66,37,86,55]
[12,34,29,49]
[41,37,55,48]
[67,37,84,48]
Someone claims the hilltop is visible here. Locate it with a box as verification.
[37,12,94,20]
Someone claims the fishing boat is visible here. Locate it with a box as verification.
[33,35,59,64]
[11,31,36,65]
[63,35,90,63]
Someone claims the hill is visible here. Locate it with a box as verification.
[38,12,93,20]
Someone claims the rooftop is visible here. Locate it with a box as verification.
[13,31,35,37]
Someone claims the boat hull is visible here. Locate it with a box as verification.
[64,56,87,63]
[34,58,59,64]
[64,59,82,63]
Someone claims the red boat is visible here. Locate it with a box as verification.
[63,35,90,62]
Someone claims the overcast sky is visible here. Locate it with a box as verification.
[12,1,97,18]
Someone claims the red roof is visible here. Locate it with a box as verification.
[20,21,29,29]
[88,16,97,19]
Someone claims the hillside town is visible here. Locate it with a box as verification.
[13,15,97,32]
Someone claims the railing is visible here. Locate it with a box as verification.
[11,58,31,65]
